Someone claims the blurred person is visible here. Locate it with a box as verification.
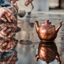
[0,7,17,25]
[25,0,34,17]
[0,0,11,7]
[25,0,34,9]
[8,0,19,13]
[34,20,62,64]
[0,0,22,18]
[2,52,18,64]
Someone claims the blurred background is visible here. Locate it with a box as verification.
[15,0,64,64]
[17,0,64,11]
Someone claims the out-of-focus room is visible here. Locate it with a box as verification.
[0,0,64,64]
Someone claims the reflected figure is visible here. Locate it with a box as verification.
[36,41,61,64]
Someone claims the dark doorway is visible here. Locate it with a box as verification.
[49,0,64,9]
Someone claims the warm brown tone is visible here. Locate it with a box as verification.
[34,20,63,41]
[36,41,61,64]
